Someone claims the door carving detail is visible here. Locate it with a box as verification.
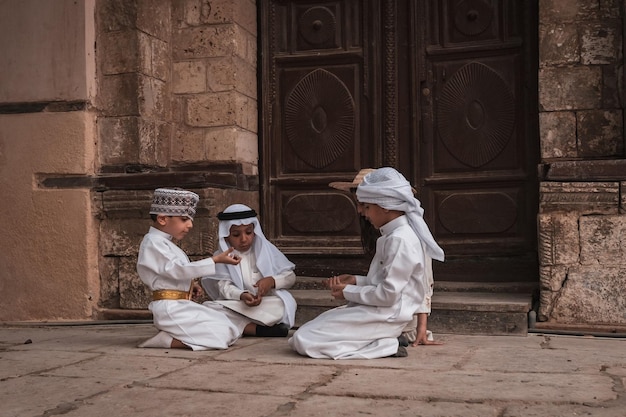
[285,69,356,169]
[436,62,515,168]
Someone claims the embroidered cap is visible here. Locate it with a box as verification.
[149,188,199,219]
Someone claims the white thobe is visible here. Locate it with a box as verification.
[137,227,248,350]
[215,249,297,327]
[289,216,429,359]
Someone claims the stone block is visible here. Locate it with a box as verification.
[622,182,626,212]
[538,288,557,321]
[233,23,257,66]
[172,128,207,161]
[99,256,120,309]
[138,33,171,81]
[136,0,171,40]
[119,256,151,309]
[206,127,258,164]
[577,110,624,157]
[100,218,148,257]
[538,24,579,66]
[539,265,568,292]
[98,0,138,32]
[138,119,171,166]
[537,212,580,266]
[539,66,601,111]
[581,22,621,65]
[173,25,236,59]
[579,215,626,265]
[539,111,577,158]
[101,189,153,220]
[98,73,140,116]
[173,60,208,93]
[602,64,622,108]
[99,30,140,75]
[235,93,258,132]
[138,75,169,119]
[186,91,243,127]
[151,36,171,81]
[206,56,257,98]
[176,0,256,33]
[539,182,619,214]
[539,0,599,23]
[550,266,626,325]
[98,116,140,165]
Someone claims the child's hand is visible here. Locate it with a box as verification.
[412,315,443,346]
[240,291,261,306]
[324,274,356,288]
[328,276,348,300]
[213,248,241,265]
[189,280,208,303]
[254,277,275,297]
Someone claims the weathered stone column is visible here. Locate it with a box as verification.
[537,0,626,329]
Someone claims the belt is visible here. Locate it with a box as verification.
[152,289,190,301]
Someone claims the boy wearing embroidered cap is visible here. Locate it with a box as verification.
[136,188,245,350]
[200,204,297,337]
[290,167,444,359]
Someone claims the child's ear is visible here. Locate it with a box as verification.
[156,215,168,225]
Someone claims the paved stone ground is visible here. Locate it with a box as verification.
[1,323,625,417]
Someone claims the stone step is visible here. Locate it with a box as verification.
[291,288,534,337]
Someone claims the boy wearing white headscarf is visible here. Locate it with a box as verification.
[201,204,297,337]
[289,167,444,359]
[136,188,247,350]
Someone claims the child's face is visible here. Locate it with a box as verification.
[361,203,390,229]
[157,215,193,240]
[226,223,255,252]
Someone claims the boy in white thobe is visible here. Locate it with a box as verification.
[201,204,297,337]
[136,188,249,350]
[289,167,445,359]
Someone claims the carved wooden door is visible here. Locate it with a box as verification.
[413,0,539,282]
[260,0,539,282]
[260,1,381,276]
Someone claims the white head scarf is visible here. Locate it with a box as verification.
[356,167,445,262]
[215,204,295,290]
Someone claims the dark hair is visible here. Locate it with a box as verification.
[360,216,380,257]
[150,214,158,222]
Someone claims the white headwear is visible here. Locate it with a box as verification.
[356,167,445,262]
[215,204,295,289]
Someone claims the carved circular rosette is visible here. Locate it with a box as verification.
[285,69,355,169]
[436,62,515,168]
[453,0,494,36]
[298,6,336,46]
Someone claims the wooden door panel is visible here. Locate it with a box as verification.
[261,1,377,257]
[417,0,539,281]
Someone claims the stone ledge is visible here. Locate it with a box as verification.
[541,159,626,181]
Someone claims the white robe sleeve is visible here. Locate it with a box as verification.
[218,279,245,300]
[343,236,417,307]
[137,234,217,290]
[272,269,296,289]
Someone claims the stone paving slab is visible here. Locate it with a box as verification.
[0,324,625,417]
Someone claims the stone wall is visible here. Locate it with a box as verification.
[0,0,99,321]
[537,0,626,328]
[94,0,259,316]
